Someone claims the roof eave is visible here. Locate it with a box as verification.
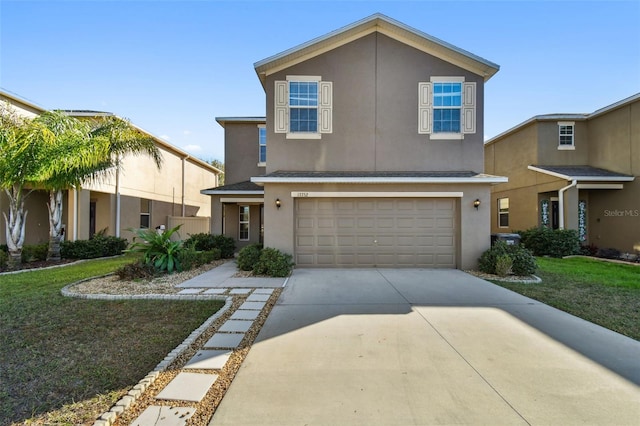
[251,176,508,185]
[254,14,499,88]
[527,166,635,182]
[201,189,264,195]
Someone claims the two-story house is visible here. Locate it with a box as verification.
[1,89,220,245]
[204,14,505,269]
[485,93,639,252]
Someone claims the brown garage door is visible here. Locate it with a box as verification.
[295,198,456,268]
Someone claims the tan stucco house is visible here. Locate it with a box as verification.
[485,93,639,252]
[1,89,221,245]
[203,14,506,269]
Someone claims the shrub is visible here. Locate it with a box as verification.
[178,247,221,271]
[0,249,7,270]
[495,254,513,277]
[61,235,128,259]
[478,241,537,276]
[237,244,263,271]
[580,244,598,256]
[253,247,294,277]
[115,261,156,281]
[21,244,48,262]
[127,225,183,273]
[597,247,621,259]
[517,227,580,258]
[184,233,236,259]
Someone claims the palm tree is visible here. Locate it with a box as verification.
[0,103,57,269]
[40,113,163,261]
[32,111,111,261]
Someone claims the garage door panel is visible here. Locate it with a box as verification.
[295,198,456,268]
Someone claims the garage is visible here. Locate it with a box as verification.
[295,197,456,267]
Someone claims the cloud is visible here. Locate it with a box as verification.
[183,144,202,152]
[183,130,191,136]
[160,134,171,140]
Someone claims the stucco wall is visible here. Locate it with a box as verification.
[265,33,485,174]
[536,120,589,166]
[223,122,266,184]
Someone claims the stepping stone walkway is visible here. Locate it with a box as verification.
[127,286,278,426]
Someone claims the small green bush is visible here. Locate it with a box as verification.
[0,249,7,270]
[184,233,236,259]
[115,261,156,281]
[495,254,513,277]
[127,225,183,273]
[237,244,263,271]
[21,244,48,262]
[253,247,294,277]
[61,235,128,259]
[517,227,580,258]
[178,247,221,271]
[478,241,537,276]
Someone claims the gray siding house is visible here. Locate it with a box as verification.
[203,14,505,269]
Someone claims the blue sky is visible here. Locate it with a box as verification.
[1,0,639,162]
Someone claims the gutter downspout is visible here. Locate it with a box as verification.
[182,155,189,217]
[73,188,78,241]
[558,179,577,229]
[115,158,121,237]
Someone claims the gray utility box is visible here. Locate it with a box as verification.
[491,233,521,246]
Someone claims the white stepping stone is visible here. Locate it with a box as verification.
[155,372,218,402]
[131,405,195,426]
[229,288,252,294]
[230,310,260,320]
[246,293,270,302]
[239,301,266,310]
[219,320,252,333]
[252,288,274,295]
[203,288,227,294]
[177,288,203,295]
[204,333,245,349]
[185,350,231,370]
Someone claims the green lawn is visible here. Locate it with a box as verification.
[0,256,223,426]
[493,257,640,341]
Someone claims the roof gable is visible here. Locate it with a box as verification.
[254,13,499,87]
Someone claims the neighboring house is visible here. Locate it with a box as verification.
[0,89,221,245]
[485,93,639,252]
[203,14,505,269]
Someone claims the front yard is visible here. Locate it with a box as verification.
[0,256,223,426]
[492,256,640,341]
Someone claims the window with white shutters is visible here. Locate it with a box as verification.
[418,77,475,139]
[274,76,332,139]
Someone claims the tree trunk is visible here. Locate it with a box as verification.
[3,185,28,270]
[47,189,64,262]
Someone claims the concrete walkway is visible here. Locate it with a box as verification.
[211,268,640,425]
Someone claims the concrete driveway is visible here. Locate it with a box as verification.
[211,269,640,425]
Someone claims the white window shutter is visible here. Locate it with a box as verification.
[274,80,288,133]
[318,81,332,133]
[418,82,432,134]
[462,82,476,134]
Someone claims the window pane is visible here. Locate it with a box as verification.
[260,146,266,163]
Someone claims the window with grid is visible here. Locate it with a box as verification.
[433,82,462,133]
[140,199,151,228]
[559,123,574,146]
[289,81,318,133]
[239,206,250,241]
[258,126,266,164]
[498,198,509,228]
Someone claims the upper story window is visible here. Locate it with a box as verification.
[274,76,333,139]
[289,81,318,133]
[418,77,476,140]
[258,125,266,165]
[433,82,462,133]
[558,122,575,150]
[498,198,509,228]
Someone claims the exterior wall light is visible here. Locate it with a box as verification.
[276,198,281,209]
[473,199,481,210]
